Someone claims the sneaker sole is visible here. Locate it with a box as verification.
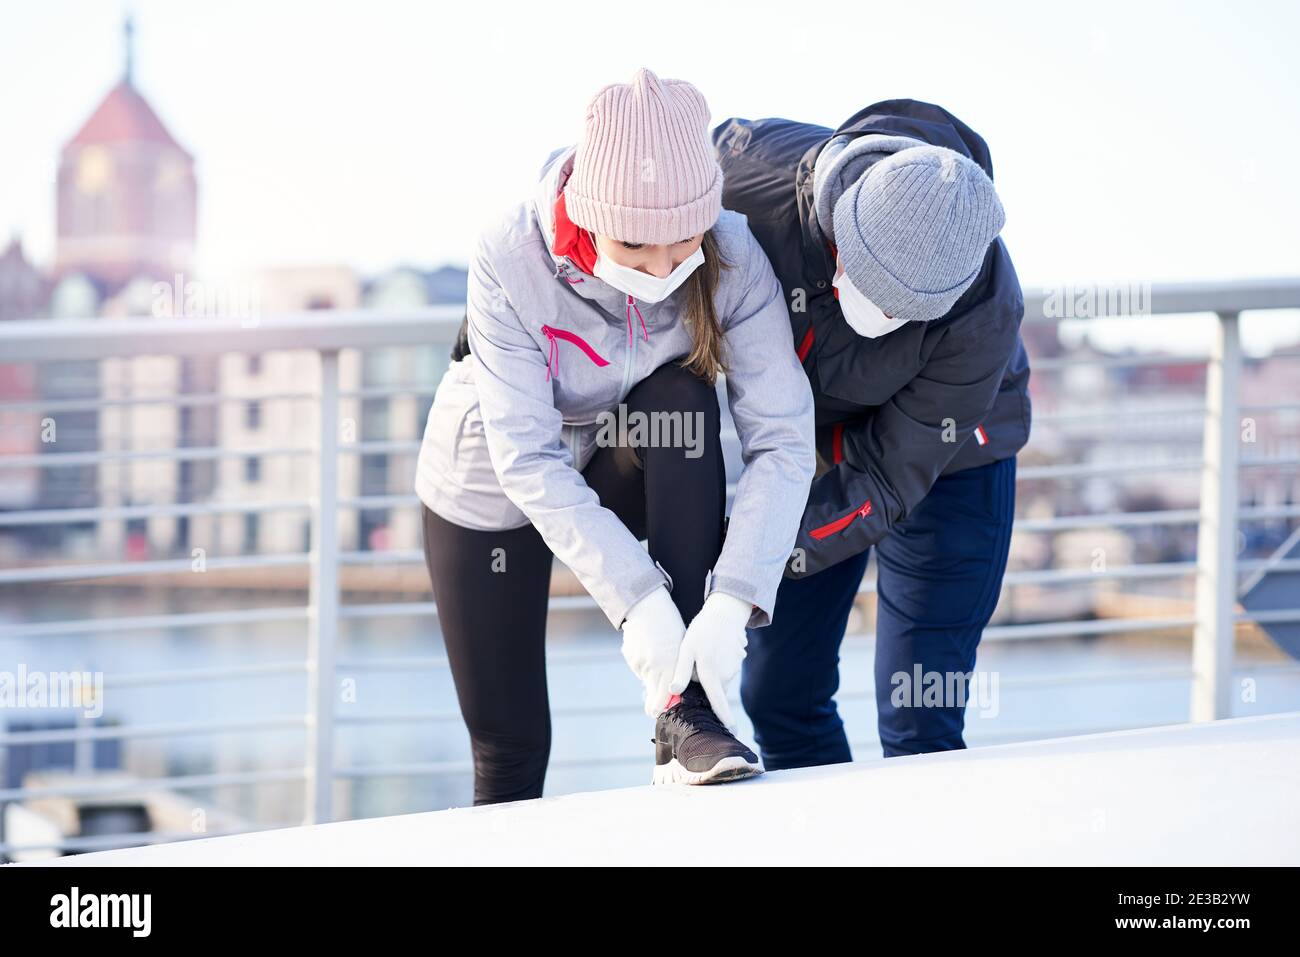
[652,755,764,786]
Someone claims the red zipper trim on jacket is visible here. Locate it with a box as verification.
[796,326,815,362]
[831,423,844,464]
[541,325,609,381]
[808,498,872,540]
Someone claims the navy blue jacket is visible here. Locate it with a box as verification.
[713,100,1031,577]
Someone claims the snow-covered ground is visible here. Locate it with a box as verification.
[22,712,1300,867]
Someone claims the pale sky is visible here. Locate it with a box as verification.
[3,0,1299,349]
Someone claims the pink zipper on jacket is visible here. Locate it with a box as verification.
[541,324,610,381]
[625,295,647,344]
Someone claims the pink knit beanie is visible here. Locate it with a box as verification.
[565,68,723,245]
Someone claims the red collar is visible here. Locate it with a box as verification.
[551,190,598,275]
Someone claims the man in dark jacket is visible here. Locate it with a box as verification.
[713,100,1030,765]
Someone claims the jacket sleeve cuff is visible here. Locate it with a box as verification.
[705,573,769,629]
[606,564,673,630]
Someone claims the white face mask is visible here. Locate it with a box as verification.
[593,246,705,303]
[833,270,911,338]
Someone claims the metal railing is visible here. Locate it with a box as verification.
[1,279,1300,854]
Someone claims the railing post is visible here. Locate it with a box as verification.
[306,347,340,823]
[1190,311,1241,721]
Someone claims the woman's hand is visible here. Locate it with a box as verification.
[671,592,752,731]
[620,587,687,718]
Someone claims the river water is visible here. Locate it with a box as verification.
[2,586,1298,830]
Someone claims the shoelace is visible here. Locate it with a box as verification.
[667,688,729,738]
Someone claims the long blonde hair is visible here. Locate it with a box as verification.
[679,230,730,383]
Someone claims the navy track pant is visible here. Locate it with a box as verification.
[741,455,1016,766]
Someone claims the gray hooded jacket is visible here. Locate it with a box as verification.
[415,148,815,629]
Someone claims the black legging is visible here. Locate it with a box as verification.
[421,361,726,805]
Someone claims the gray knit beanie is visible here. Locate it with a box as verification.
[832,145,1004,323]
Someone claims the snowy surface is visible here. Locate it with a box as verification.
[23,713,1300,866]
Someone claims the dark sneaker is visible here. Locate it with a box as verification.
[652,682,763,785]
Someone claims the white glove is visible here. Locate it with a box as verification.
[671,591,752,732]
[620,587,686,718]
